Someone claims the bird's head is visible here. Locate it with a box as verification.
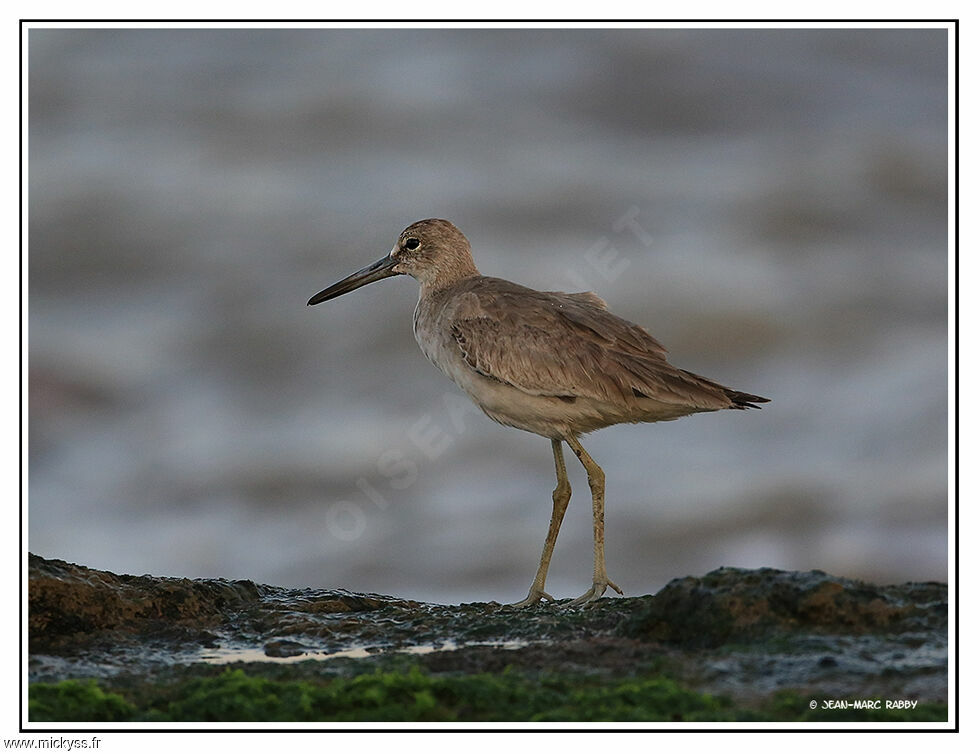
[308,218,479,306]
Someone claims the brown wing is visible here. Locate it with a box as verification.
[447,278,736,410]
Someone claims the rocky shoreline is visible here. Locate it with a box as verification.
[27,554,948,723]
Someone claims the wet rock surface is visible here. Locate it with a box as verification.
[28,555,948,707]
[621,567,945,645]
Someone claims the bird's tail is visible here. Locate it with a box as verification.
[724,389,770,409]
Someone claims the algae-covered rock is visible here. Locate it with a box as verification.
[28,553,413,655]
[619,567,946,648]
[29,554,261,652]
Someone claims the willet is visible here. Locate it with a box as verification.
[308,219,768,606]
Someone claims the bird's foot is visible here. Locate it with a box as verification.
[565,578,623,607]
[509,587,555,608]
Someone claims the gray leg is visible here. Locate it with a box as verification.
[564,435,623,606]
[510,439,572,607]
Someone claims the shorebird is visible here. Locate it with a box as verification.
[308,219,768,606]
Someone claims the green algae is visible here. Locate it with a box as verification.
[28,667,947,724]
[28,679,136,722]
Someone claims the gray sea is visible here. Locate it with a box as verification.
[28,27,949,603]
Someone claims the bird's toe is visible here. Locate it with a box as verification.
[508,588,554,608]
[565,579,621,607]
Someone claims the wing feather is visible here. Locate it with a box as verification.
[447,279,733,410]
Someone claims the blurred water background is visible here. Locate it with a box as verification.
[28,27,949,603]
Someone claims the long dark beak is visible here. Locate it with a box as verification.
[307,255,399,306]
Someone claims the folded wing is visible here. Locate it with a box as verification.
[448,279,748,411]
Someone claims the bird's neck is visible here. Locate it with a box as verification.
[419,254,481,295]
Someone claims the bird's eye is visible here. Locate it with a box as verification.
[404,237,421,250]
